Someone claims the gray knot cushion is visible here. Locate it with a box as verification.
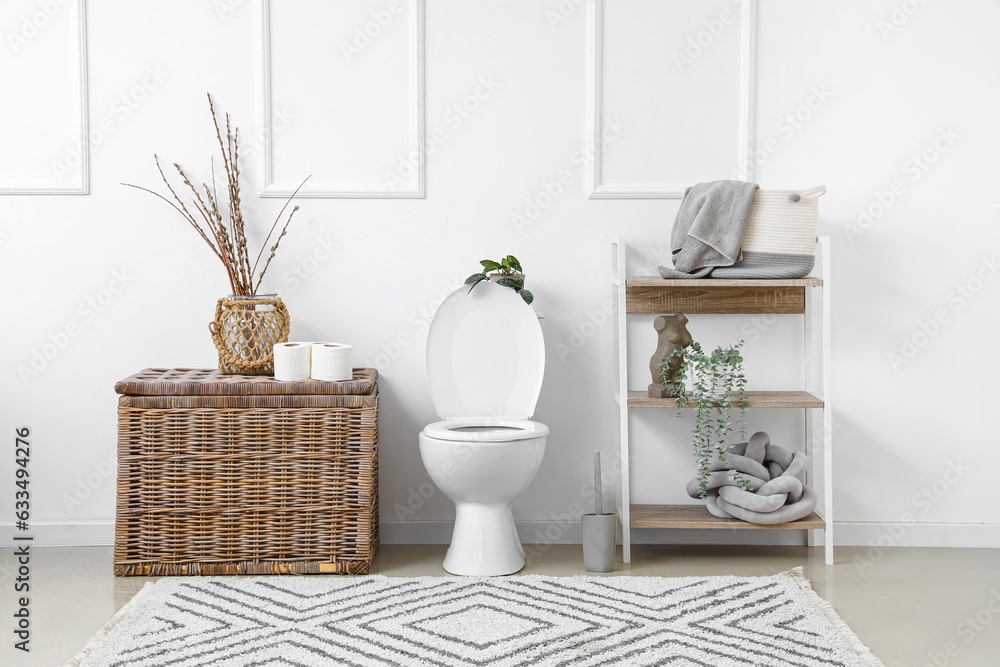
[687,431,818,523]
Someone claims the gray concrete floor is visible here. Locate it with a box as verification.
[0,545,997,666]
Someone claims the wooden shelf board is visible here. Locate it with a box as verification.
[626,283,810,314]
[630,504,825,530]
[627,390,823,409]
[626,277,823,287]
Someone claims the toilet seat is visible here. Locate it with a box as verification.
[423,417,549,442]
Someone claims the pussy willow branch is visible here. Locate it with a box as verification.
[254,203,301,294]
[202,181,237,293]
[230,126,252,289]
[225,111,248,288]
[175,161,242,294]
[209,95,247,293]
[122,155,228,275]
[121,182,225,266]
[252,176,310,278]
[124,94,308,296]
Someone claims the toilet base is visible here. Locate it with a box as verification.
[443,503,525,576]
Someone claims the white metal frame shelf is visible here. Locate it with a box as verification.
[610,237,834,566]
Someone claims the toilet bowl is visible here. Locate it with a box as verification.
[418,281,548,576]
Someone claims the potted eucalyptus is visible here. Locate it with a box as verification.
[465,255,534,304]
[123,94,309,375]
[662,340,752,498]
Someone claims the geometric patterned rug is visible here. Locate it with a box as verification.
[69,568,883,666]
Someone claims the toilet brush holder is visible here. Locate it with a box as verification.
[581,513,616,573]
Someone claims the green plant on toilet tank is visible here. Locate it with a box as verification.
[465,255,534,304]
[662,340,752,499]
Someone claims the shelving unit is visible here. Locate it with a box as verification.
[611,238,833,566]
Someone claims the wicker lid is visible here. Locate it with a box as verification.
[115,368,378,396]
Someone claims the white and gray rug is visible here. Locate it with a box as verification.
[70,568,882,667]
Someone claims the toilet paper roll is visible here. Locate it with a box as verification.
[311,342,353,382]
[273,342,312,381]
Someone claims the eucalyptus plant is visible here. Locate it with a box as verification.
[465,255,534,304]
[662,340,751,498]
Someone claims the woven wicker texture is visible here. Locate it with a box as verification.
[209,296,290,375]
[118,395,374,409]
[114,368,379,576]
[116,368,378,396]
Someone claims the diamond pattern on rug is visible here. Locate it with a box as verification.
[413,604,551,646]
[68,570,883,667]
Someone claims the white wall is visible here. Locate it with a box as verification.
[1,0,997,549]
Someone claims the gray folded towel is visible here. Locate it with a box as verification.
[657,180,759,279]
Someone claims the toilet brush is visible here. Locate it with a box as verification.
[593,451,603,517]
[582,451,616,572]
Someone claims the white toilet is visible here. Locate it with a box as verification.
[418,280,548,576]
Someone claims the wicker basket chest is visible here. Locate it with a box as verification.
[114,368,379,576]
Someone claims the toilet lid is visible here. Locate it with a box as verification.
[426,281,544,419]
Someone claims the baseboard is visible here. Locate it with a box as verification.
[1,520,114,547]
[381,521,809,546]
[397,520,998,549]
[822,521,1000,549]
[375,520,1000,549]
[4,520,998,549]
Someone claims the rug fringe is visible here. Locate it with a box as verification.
[787,567,886,667]
[64,582,155,667]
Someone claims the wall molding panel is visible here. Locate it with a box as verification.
[587,0,757,199]
[256,0,425,199]
[0,0,90,195]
